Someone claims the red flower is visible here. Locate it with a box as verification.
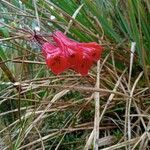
[42,42,70,75]
[42,31,103,75]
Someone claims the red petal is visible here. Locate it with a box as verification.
[65,48,82,68]
[53,31,77,48]
[46,54,69,75]
[78,42,103,62]
[74,54,93,76]
[42,42,56,57]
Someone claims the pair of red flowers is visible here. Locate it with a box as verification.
[41,31,103,76]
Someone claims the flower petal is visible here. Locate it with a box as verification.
[53,31,77,48]
[74,54,93,76]
[42,42,56,57]
[65,48,82,68]
[78,42,103,61]
[46,53,69,75]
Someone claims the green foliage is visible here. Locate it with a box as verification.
[0,27,10,38]
[0,46,7,60]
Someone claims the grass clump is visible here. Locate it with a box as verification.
[0,0,149,149]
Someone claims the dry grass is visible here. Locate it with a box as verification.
[0,0,150,150]
[0,49,149,149]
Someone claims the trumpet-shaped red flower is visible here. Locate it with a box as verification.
[42,31,103,75]
[42,42,70,75]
